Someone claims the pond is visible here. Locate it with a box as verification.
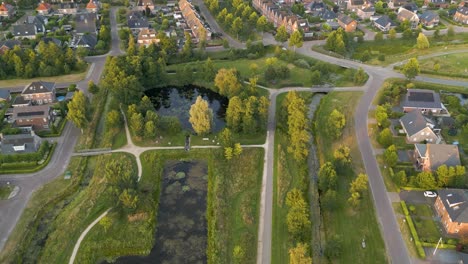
[112,161,208,264]
[145,85,228,133]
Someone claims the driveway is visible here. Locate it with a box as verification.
[400,190,438,205]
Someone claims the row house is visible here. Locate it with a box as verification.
[252,0,309,34]
[454,6,468,25]
[179,0,211,41]
[57,2,78,15]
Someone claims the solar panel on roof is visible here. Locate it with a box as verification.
[408,92,435,102]
[17,111,45,117]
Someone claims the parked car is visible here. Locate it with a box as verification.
[424,191,437,198]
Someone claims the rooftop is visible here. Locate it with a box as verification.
[438,189,468,223]
[402,89,443,109]
[22,81,55,95]
[400,110,434,137]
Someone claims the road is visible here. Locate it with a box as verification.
[0,7,124,253]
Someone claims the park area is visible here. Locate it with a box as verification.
[419,53,468,79]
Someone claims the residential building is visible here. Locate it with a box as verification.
[346,0,364,11]
[0,90,10,102]
[424,0,448,8]
[12,96,31,108]
[69,34,97,49]
[179,0,212,41]
[252,0,310,34]
[414,143,461,172]
[399,111,440,143]
[21,81,56,105]
[388,0,409,9]
[0,2,15,19]
[12,105,54,131]
[402,2,418,13]
[13,24,38,39]
[319,9,337,22]
[0,39,20,54]
[57,2,78,14]
[435,189,468,236]
[137,28,159,47]
[454,6,468,25]
[26,15,47,34]
[373,15,395,32]
[357,5,375,20]
[0,131,41,154]
[127,12,149,33]
[86,0,99,13]
[36,1,52,15]
[75,13,97,35]
[397,7,419,28]
[402,89,449,115]
[38,37,63,48]
[306,1,326,12]
[337,14,357,32]
[419,10,440,27]
[135,0,155,12]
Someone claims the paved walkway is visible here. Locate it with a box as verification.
[388,192,401,203]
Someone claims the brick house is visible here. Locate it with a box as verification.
[12,105,54,131]
[137,28,159,47]
[454,6,468,25]
[414,143,461,172]
[402,89,449,116]
[337,14,357,32]
[179,0,212,41]
[36,1,52,15]
[435,189,468,236]
[0,2,15,19]
[346,0,364,11]
[252,0,309,34]
[399,110,440,143]
[424,0,448,8]
[21,81,56,105]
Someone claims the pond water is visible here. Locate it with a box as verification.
[112,161,208,264]
[145,85,228,133]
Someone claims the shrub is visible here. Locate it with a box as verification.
[293,59,310,69]
[401,201,426,258]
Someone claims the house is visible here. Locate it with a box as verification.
[13,24,38,39]
[12,105,54,131]
[135,0,155,12]
[0,2,15,19]
[306,1,326,12]
[127,12,149,33]
[373,15,395,32]
[75,13,97,35]
[38,37,63,48]
[21,81,56,105]
[12,96,31,108]
[397,7,419,28]
[402,89,449,116]
[0,131,41,154]
[454,6,468,25]
[419,11,440,28]
[337,14,357,32]
[346,0,364,11]
[399,110,440,143]
[414,143,461,172]
[402,2,418,13]
[0,89,11,102]
[424,0,448,8]
[357,5,375,20]
[137,28,159,47]
[319,9,337,22]
[0,39,20,54]
[179,0,212,40]
[435,189,468,236]
[57,2,78,15]
[86,0,99,13]
[252,0,310,34]
[26,15,47,34]
[388,0,409,9]
[69,34,97,49]
[36,1,52,15]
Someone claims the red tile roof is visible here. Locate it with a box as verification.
[36,2,51,11]
[86,0,97,9]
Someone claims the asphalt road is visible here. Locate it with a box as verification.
[0,7,123,253]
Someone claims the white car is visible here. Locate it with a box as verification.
[423,191,437,198]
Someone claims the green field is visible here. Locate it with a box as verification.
[0,66,89,88]
[420,53,468,78]
[314,92,387,263]
[0,185,12,199]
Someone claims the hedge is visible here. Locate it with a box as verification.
[0,143,57,174]
[38,119,68,138]
[401,201,426,258]
[420,242,457,249]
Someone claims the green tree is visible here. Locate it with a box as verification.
[375,104,390,127]
[353,67,367,85]
[256,16,268,35]
[139,95,153,114]
[99,216,113,232]
[144,120,156,139]
[377,128,393,147]
[414,171,437,189]
[324,235,342,260]
[285,91,309,161]
[310,70,322,85]
[321,189,338,211]
[383,145,398,168]
[275,25,289,44]
[327,109,346,139]
[350,173,368,194]
[225,147,233,160]
[226,96,244,132]
[127,34,136,55]
[119,189,139,210]
[202,58,216,82]
[289,243,312,264]
[231,17,243,39]
[233,143,243,157]
[402,58,420,80]
[214,68,242,97]
[374,32,384,41]
[88,80,99,94]
[220,128,233,147]
[130,113,144,137]
[182,32,193,59]
[416,33,430,49]
[433,28,441,40]
[233,245,245,264]
[288,30,303,51]
[67,90,89,133]
[333,145,351,165]
[389,28,396,40]
[189,96,213,135]
[106,110,122,128]
[318,162,337,191]
[447,25,455,39]
[395,170,408,187]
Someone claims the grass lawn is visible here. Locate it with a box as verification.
[419,53,468,78]
[376,155,399,193]
[409,204,434,218]
[413,218,441,243]
[0,66,89,87]
[393,203,420,258]
[314,92,387,263]
[0,185,12,199]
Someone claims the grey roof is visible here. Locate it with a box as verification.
[403,89,443,109]
[12,96,30,106]
[22,81,55,95]
[438,189,468,223]
[0,90,10,100]
[75,13,97,35]
[0,39,20,49]
[374,15,395,27]
[127,17,149,29]
[320,9,337,20]
[402,2,418,12]
[40,37,62,47]
[0,133,41,154]
[73,34,98,49]
[415,143,427,157]
[307,1,326,10]
[361,5,375,12]
[338,14,355,25]
[13,24,37,37]
[419,11,439,22]
[350,0,365,5]
[59,2,77,9]
[456,6,468,16]
[12,105,51,119]
[426,144,461,171]
[400,110,432,137]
